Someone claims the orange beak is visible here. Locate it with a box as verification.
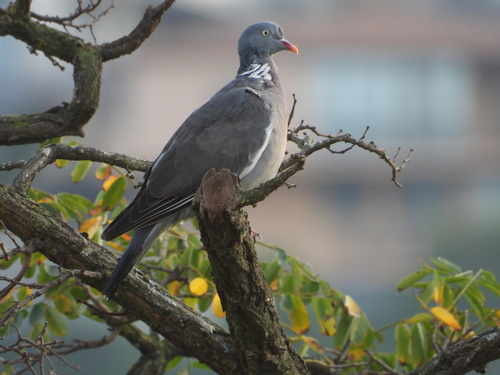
[280,39,299,54]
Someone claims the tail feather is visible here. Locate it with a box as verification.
[102,208,194,299]
[102,226,153,299]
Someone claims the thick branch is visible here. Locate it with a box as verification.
[195,169,311,375]
[0,183,238,374]
[99,0,176,61]
[0,1,175,145]
[407,326,500,375]
[0,42,102,145]
[0,6,83,62]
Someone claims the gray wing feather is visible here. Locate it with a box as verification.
[102,84,271,241]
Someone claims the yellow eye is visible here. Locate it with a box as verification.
[262,29,270,37]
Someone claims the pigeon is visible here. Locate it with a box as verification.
[101,22,298,298]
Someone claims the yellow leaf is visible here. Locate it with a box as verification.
[105,241,125,251]
[290,297,310,334]
[347,347,366,361]
[17,286,32,299]
[269,279,279,291]
[319,316,336,336]
[301,335,323,351]
[55,159,69,168]
[0,288,15,303]
[79,216,102,238]
[345,295,361,317]
[168,281,181,296]
[433,282,444,304]
[102,175,119,192]
[189,277,208,296]
[183,297,197,309]
[37,197,52,204]
[96,164,112,180]
[404,312,433,324]
[430,306,462,330]
[54,294,73,314]
[212,293,226,318]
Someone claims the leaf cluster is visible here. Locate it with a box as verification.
[1,140,499,374]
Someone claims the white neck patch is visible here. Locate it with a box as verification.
[238,63,272,81]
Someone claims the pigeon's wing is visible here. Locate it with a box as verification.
[101,83,273,241]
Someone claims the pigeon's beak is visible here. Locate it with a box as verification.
[280,39,299,54]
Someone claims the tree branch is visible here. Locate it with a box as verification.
[0,1,176,145]
[286,124,412,188]
[0,41,102,145]
[0,183,239,375]
[12,143,151,193]
[407,326,500,375]
[99,0,176,61]
[195,169,311,374]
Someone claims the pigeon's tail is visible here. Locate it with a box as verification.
[103,226,156,299]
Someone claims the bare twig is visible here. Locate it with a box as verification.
[0,160,26,171]
[284,124,412,188]
[30,0,116,34]
[12,143,151,193]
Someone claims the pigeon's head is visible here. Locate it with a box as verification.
[238,22,298,62]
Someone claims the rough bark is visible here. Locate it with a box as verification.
[407,326,500,375]
[0,183,239,375]
[195,169,311,375]
[0,0,175,145]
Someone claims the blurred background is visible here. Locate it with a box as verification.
[1,0,500,373]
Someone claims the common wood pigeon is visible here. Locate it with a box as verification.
[101,22,298,298]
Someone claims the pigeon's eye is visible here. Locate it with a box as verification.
[262,29,270,37]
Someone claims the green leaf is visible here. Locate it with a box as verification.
[101,176,127,210]
[311,297,332,321]
[395,323,411,364]
[29,322,42,340]
[29,303,46,325]
[58,193,93,212]
[409,323,427,367]
[301,281,320,302]
[464,288,487,319]
[191,361,211,370]
[197,295,212,313]
[350,313,374,346]
[280,294,295,313]
[179,246,194,269]
[276,248,287,265]
[312,297,336,336]
[197,259,212,279]
[0,253,23,270]
[478,271,500,296]
[280,274,296,294]
[13,309,28,326]
[430,257,461,274]
[39,137,62,148]
[45,305,68,337]
[165,356,182,371]
[289,295,310,334]
[71,160,92,183]
[403,312,433,324]
[264,259,281,284]
[397,267,432,291]
[333,313,352,350]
